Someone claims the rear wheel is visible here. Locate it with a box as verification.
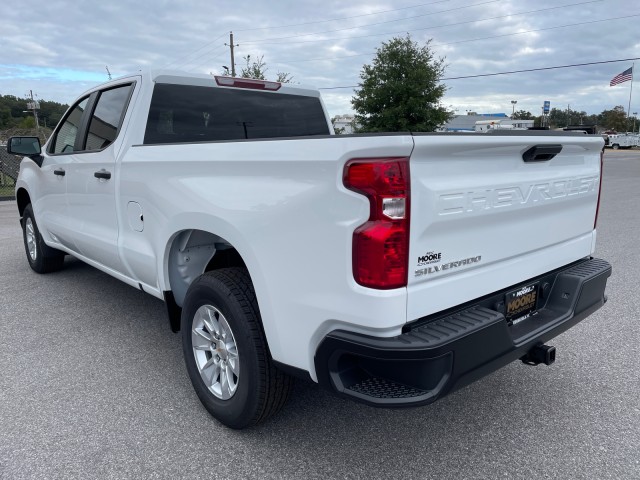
[181,267,293,429]
[612,143,619,149]
[22,204,65,273]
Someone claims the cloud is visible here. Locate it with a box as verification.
[0,0,636,118]
[0,65,104,83]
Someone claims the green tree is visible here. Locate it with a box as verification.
[275,71,294,83]
[546,107,600,128]
[38,99,69,128]
[0,94,68,130]
[547,107,569,128]
[241,54,266,80]
[351,35,450,132]
[512,110,534,120]
[0,107,12,129]
[239,55,292,83]
[631,113,639,133]
[19,116,36,128]
[598,106,628,132]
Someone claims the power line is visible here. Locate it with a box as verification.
[317,57,640,90]
[276,13,639,66]
[182,51,229,73]
[242,0,499,44]
[162,0,604,75]
[161,0,604,74]
[444,58,640,80]
[433,13,639,49]
[171,44,228,71]
[163,32,228,69]
[234,0,451,32]
[243,0,603,46]
[165,0,452,71]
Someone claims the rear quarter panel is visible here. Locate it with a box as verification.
[118,134,414,378]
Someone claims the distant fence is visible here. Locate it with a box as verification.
[0,149,20,200]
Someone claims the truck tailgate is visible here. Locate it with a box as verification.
[407,133,603,321]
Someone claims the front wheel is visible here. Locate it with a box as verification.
[181,267,293,429]
[612,143,619,149]
[22,204,65,273]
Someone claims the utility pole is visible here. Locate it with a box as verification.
[225,31,239,77]
[627,62,634,132]
[28,90,40,131]
[106,66,112,80]
[566,104,570,127]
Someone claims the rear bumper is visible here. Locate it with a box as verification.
[314,257,611,407]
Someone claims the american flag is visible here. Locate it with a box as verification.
[610,67,633,86]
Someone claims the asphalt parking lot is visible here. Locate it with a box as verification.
[1,149,639,479]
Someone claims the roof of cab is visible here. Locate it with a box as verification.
[152,70,320,97]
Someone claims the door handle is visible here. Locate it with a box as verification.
[94,169,112,180]
[522,144,563,162]
[53,168,65,176]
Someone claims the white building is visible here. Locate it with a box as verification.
[474,119,535,132]
[332,114,356,134]
[442,114,534,132]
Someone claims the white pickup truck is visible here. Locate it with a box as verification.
[9,71,611,428]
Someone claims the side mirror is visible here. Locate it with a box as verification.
[7,136,43,167]
[7,136,42,156]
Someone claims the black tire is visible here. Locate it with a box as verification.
[612,144,619,149]
[21,204,65,273]
[181,267,293,429]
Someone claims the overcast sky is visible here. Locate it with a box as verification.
[1,0,638,118]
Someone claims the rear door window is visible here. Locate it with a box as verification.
[86,84,133,151]
[144,84,330,144]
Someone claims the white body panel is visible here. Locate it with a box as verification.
[406,134,602,321]
[65,148,122,270]
[16,71,604,381]
[606,133,638,148]
[118,135,414,377]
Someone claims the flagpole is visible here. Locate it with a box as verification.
[628,63,634,132]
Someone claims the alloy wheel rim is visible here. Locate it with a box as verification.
[191,304,240,400]
[25,218,37,261]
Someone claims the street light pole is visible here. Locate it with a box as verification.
[511,100,517,118]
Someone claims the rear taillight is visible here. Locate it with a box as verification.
[344,157,410,289]
[594,149,604,229]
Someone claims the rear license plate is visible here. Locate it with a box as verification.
[505,282,539,324]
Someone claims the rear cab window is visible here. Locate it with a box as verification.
[144,83,330,145]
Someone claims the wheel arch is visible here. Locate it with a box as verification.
[162,228,252,332]
[16,187,31,218]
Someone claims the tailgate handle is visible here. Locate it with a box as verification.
[522,144,562,163]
